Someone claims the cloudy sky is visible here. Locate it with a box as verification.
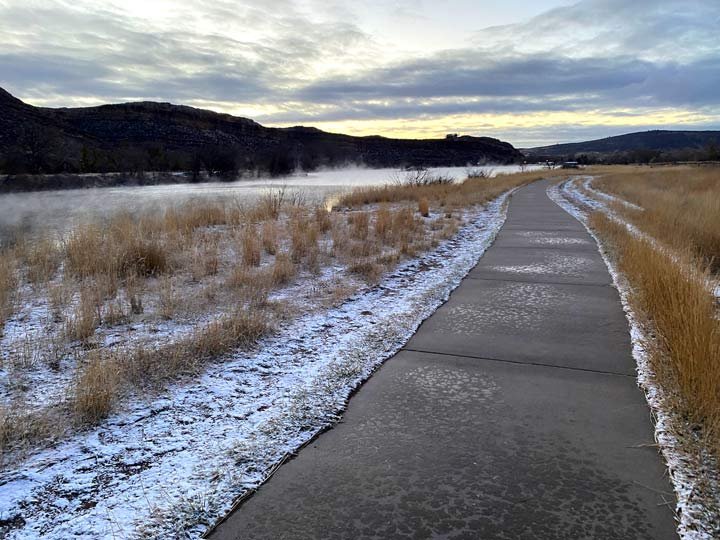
[1,0,719,146]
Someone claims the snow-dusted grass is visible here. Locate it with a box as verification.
[549,178,720,539]
[0,172,539,538]
[1,198,465,453]
[0,190,517,539]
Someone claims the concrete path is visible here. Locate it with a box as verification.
[210,180,677,540]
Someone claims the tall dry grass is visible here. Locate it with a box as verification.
[1,170,544,456]
[338,170,543,209]
[123,308,270,386]
[591,211,720,450]
[594,166,720,271]
[74,352,119,424]
[0,250,18,328]
[65,219,169,280]
[22,236,62,283]
[241,226,261,267]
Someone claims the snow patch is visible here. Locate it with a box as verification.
[0,192,516,539]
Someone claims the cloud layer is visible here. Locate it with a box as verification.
[1,0,718,145]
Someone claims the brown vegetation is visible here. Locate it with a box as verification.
[593,166,720,271]
[73,352,119,424]
[337,170,543,209]
[591,211,720,451]
[418,197,430,217]
[0,250,17,328]
[0,170,542,458]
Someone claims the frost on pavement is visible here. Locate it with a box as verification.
[0,192,515,539]
[548,179,720,540]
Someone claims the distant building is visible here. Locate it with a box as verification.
[561,161,580,169]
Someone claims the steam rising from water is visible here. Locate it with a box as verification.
[0,165,536,239]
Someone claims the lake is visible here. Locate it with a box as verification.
[0,165,541,236]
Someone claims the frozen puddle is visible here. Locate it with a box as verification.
[0,192,515,539]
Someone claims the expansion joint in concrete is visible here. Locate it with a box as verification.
[465,276,612,288]
[400,347,636,378]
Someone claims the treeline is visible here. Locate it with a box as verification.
[535,141,720,165]
[0,126,353,180]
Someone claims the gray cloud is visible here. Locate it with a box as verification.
[0,0,718,145]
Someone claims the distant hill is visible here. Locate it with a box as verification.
[0,87,521,178]
[526,130,720,158]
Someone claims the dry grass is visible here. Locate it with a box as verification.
[73,352,119,424]
[123,308,270,386]
[349,212,369,240]
[271,252,296,286]
[0,250,18,328]
[261,221,278,255]
[65,288,101,343]
[337,170,543,209]
[65,220,169,280]
[591,211,720,451]
[48,282,71,322]
[241,226,261,267]
[162,200,233,235]
[158,276,177,320]
[315,205,332,233]
[0,406,61,461]
[1,169,545,456]
[593,166,720,271]
[22,236,62,284]
[418,197,430,217]
[374,204,391,239]
[290,213,318,264]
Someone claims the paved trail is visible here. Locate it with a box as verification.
[210,180,677,540]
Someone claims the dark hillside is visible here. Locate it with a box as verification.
[0,88,521,179]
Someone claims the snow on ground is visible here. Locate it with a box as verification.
[548,179,720,540]
[580,177,643,211]
[0,192,515,539]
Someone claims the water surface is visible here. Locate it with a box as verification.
[0,165,540,236]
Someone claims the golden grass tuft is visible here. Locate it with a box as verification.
[315,205,332,233]
[262,221,278,255]
[418,197,430,217]
[272,252,296,286]
[289,214,318,263]
[374,204,391,239]
[65,220,168,279]
[23,236,62,283]
[349,212,369,240]
[348,260,383,283]
[241,225,261,267]
[123,309,271,386]
[73,352,119,424]
[65,288,101,343]
[0,250,18,326]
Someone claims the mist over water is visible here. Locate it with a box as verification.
[0,165,538,238]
